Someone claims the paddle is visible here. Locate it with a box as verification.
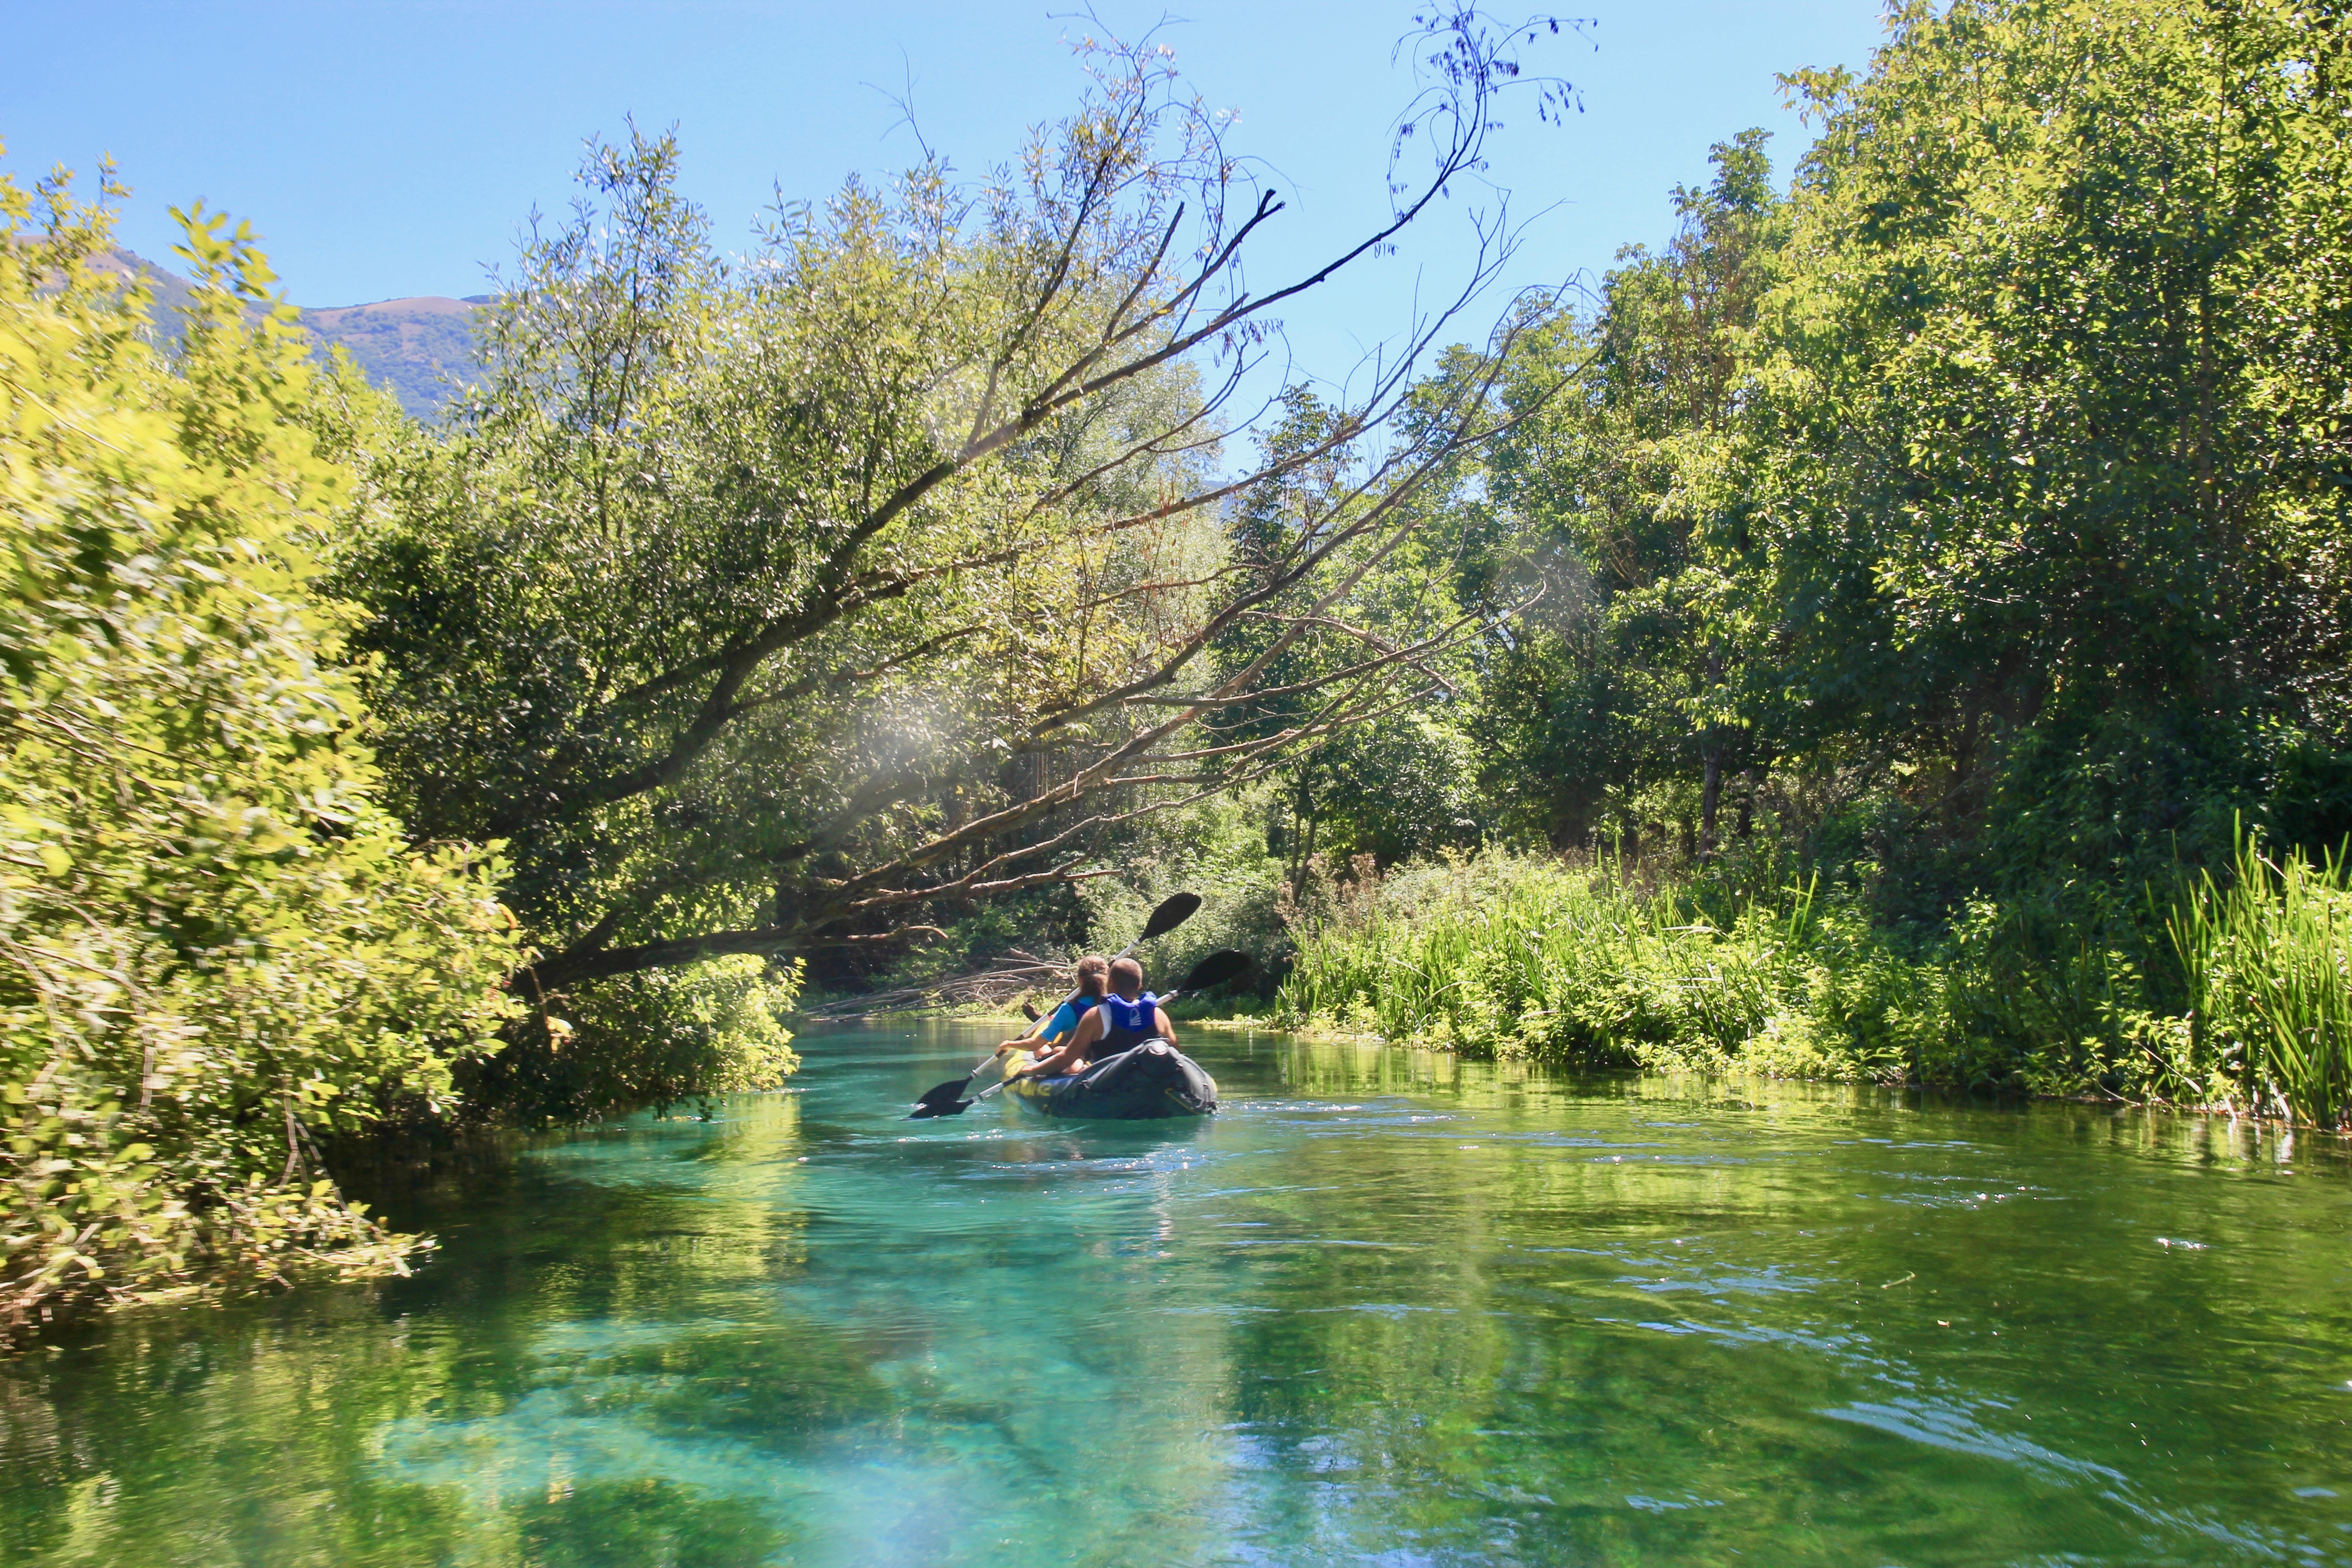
[1121,892,1203,956]
[905,893,1204,1118]
[941,948,1258,1116]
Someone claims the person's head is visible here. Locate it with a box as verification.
[1108,956,1144,1000]
[1073,955,1110,1000]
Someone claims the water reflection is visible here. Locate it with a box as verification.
[2,1021,2349,1566]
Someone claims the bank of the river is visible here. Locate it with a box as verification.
[3,1021,2347,1567]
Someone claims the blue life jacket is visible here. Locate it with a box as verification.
[1092,992,1164,1054]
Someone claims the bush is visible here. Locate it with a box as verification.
[1276,854,1818,1067]
[1274,852,2230,1103]
[470,957,801,1124]
[0,172,519,1343]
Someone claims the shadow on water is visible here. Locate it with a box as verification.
[4,1018,2352,1566]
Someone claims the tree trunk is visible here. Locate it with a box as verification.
[1699,743,1723,858]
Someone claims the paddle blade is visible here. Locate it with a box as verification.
[909,1075,976,1115]
[1178,948,1254,995]
[907,1096,974,1119]
[1137,892,1203,944]
[1022,1001,1043,1022]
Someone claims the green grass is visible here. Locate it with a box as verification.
[1272,848,2351,1121]
[1276,855,1825,1069]
[2171,829,2352,1126]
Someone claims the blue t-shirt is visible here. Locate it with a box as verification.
[1038,1000,1086,1046]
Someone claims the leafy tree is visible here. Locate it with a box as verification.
[0,162,518,1340]
[1478,132,1787,853]
[329,22,1572,1103]
[1749,0,2352,893]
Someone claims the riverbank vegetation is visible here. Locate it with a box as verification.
[8,0,2352,1341]
[0,174,519,1341]
[1276,840,2351,1125]
[1271,0,2352,1122]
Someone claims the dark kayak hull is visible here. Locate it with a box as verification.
[1004,1041,1219,1120]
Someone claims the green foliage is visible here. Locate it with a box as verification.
[1750,0,2352,881]
[327,118,1235,1012]
[1277,854,1815,1067]
[1462,0,2352,890]
[1222,386,1494,873]
[1360,0,2352,1117]
[1277,853,2206,1100]
[1475,131,1788,853]
[0,164,519,1341]
[2172,828,2352,1127]
[477,957,801,1125]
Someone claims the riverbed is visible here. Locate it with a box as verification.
[3,1021,2348,1566]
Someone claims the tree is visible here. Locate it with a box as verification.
[329,18,1575,1082]
[1750,0,2352,889]
[1477,132,1787,853]
[0,162,518,1340]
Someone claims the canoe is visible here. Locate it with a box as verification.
[999,1041,1219,1120]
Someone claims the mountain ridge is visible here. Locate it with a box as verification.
[99,248,486,418]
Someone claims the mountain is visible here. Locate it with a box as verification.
[300,294,490,418]
[98,248,487,419]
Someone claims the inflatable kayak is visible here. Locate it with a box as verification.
[1000,1042,1219,1120]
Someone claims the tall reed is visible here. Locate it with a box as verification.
[2170,830,2352,1126]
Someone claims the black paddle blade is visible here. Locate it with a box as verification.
[1178,948,1254,994]
[909,1075,976,1115]
[1138,892,1203,944]
[1021,1001,1043,1022]
[907,1096,974,1119]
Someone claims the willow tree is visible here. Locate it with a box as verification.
[328,19,1573,1102]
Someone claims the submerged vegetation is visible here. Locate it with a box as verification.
[6,0,2352,1343]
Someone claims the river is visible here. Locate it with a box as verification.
[3,1021,2348,1566]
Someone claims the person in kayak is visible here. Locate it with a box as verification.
[996,955,1109,1059]
[1014,956,1176,1081]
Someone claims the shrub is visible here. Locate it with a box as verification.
[1274,851,2250,1105]
[471,957,801,1124]
[0,168,519,1342]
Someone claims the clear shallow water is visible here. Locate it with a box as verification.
[5,1024,2352,1567]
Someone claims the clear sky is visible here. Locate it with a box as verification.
[3,0,1886,393]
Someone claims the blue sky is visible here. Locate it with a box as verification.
[4,0,1885,392]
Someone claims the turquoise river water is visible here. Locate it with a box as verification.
[3,1021,2351,1566]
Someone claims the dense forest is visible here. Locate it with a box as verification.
[4,0,2349,1342]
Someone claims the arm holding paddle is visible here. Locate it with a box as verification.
[997,998,1071,1056]
[905,894,1203,1119]
[1019,1006,1105,1081]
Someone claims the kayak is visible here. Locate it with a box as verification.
[999,1041,1219,1120]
